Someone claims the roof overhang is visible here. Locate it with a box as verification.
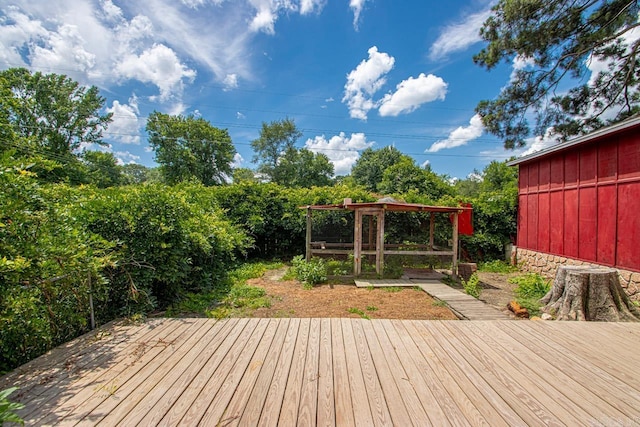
[507,115,640,166]
[300,201,471,214]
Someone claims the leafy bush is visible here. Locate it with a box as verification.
[509,273,551,316]
[479,260,519,273]
[291,255,327,287]
[0,387,24,425]
[462,272,481,298]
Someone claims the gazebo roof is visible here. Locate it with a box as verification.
[301,197,472,213]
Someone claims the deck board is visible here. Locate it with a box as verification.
[4,318,640,426]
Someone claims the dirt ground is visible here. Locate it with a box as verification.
[240,268,520,320]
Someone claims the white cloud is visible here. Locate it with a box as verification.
[378,73,447,116]
[325,97,334,102]
[429,7,492,60]
[349,0,370,30]
[509,54,535,81]
[223,73,238,90]
[426,114,484,152]
[305,132,374,175]
[114,150,141,165]
[236,111,246,119]
[300,0,326,15]
[232,152,244,168]
[517,127,560,157]
[116,43,196,101]
[421,159,430,168]
[343,46,395,120]
[105,95,141,144]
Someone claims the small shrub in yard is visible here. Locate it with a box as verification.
[479,260,519,273]
[509,273,551,317]
[291,256,327,287]
[462,272,481,298]
[0,387,24,425]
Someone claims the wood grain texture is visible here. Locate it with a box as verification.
[5,318,640,427]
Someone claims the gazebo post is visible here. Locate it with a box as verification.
[354,209,362,276]
[429,212,435,250]
[452,211,459,279]
[376,210,385,275]
[305,207,312,261]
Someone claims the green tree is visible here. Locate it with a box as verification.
[378,157,453,199]
[475,0,640,148]
[83,150,124,188]
[351,146,404,192]
[250,118,302,181]
[232,167,258,183]
[121,163,150,185]
[0,68,112,155]
[146,112,236,186]
[274,148,334,187]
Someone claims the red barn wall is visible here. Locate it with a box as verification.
[516,127,640,272]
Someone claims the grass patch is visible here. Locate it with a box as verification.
[478,260,519,273]
[382,286,403,293]
[167,261,281,317]
[347,307,370,320]
[432,299,447,307]
[366,305,378,311]
[461,272,481,299]
[508,273,551,317]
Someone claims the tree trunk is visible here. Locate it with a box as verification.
[540,266,640,321]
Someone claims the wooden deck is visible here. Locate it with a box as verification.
[3,318,640,426]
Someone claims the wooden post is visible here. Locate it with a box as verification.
[429,212,435,250]
[452,211,459,279]
[354,209,362,276]
[376,210,385,275]
[305,207,312,261]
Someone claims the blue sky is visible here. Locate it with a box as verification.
[1,0,558,179]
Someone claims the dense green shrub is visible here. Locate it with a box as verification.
[0,164,112,372]
[291,255,327,287]
[462,272,481,298]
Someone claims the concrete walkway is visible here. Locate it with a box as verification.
[355,279,510,320]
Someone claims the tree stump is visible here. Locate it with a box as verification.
[540,266,640,321]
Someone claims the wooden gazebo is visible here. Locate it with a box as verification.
[301,198,472,277]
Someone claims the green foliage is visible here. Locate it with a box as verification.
[382,257,404,279]
[347,307,370,319]
[0,68,111,184]
[291,255,327,286]
[251,118,302,182]
[326,259,351,276]
[168,261,280,317]
[479,260,519,273]
[274,148,334,188]
[509,273,551,317]
[462,272,481,299]
[0,161,113,372]
[351,146,404,192]
[82,150,125,188]
[0,387,24,425]
[146,111,236,186]
[378,157,454,200]
[382,287,403,293]
[474,0,640,148]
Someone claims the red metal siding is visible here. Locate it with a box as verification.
[549,191,564,253]
[518,194,528,247]
[617,182,640,268]
[538,192,550,252]
[517,125,640,272]
[619,133,640,180]
[597,185,616,265]
[527,194,538,250]
[564,189,579,258]
[550,157,564,189]
[578,187,597,261]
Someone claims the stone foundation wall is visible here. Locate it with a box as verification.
[516,248,640,300]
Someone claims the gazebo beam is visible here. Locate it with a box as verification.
[305,207,312,261]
